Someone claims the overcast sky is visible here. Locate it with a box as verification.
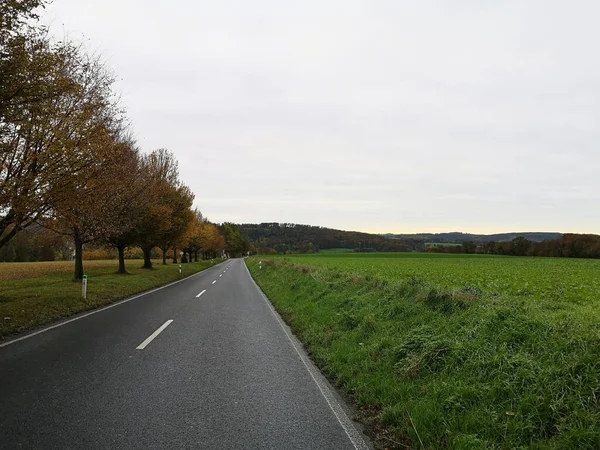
[42,0,599,234]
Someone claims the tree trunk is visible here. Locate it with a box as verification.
[162,246,167,265]
[142,247,153,269]
[74,230,84,280]
[0,223,19,250]
[117,245,127,274]
[173,247,178,264]
[194,250,198,262]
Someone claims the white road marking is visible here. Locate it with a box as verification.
[219,274,223,277]
[136,320,173,350]
[196,290,206,298]
[0,260,229,348]
[242,262,369,450]
[212,280,217,284]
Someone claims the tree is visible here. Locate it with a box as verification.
[462,241,477,254]
[136,201,172,270]
[0,3,113,249]
[0,1,47,36]
[1,34,128,260]
[221,222,249,257]
[509,237,532,257]
[134,149,192,270]
[157,184,194,265]
[49,124,135,279]
[1,7,82,248]
[103,143,154,274]
[37,43,129,280]
[198,222,225,259]
[182,208,203,262]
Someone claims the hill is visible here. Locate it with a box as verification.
[238,223,570,255]
[383,231,562,245]
[238,223,413,254]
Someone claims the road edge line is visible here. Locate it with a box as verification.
[0,260,228,348]
[242,260,370,450]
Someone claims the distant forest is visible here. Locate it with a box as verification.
[430,234,600,258]
[384,231,562,244]
[240,223,600,259]
[239,223,413,254]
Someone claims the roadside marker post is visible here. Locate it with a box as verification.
[82,275,88,299]
[179,264,182,275]
[259,261,262,270]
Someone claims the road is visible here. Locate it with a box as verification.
[0,258,370,449]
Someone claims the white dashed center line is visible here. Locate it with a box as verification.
[136,320,173,350]
[212,280,217,284]
[196,290,206,298]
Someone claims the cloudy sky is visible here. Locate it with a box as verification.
[42,0,599,234]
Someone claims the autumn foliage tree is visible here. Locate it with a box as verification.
[199,222,226,260]
[179,210,228,263]
[0,2,84,247]
[48,129,138,279]
[103,144,149,274]
[131,149,195,270]
[181,209,204,262]
[157,184,194,265]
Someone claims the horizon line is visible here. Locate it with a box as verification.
[229,221,597,236]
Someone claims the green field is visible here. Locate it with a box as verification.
[0,259,220,338]
[247,253,600,449]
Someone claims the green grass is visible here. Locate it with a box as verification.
[319,248,355,254]
[246,253,600,449]
[0,259,221,338]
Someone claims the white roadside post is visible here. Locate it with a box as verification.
[82,275,88,299]
[179,264,182,275]
[259,261,262,270]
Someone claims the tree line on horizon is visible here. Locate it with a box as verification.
[0,1,249,277]
[239,222,413,254]
[428,234,600,258]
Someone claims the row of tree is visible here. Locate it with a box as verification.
[0,1,249,277]
[0,216,251,266]
[426,234,600,258]
[481,234,600,258]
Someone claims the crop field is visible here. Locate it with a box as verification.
[0,259,148,282]
[0,259,218,338]
[247,253,600,449]
[285,253,600,302]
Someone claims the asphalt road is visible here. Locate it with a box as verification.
[0,259,370,450]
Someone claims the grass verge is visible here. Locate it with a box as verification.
[246,256,600,449]
[0,259,220,338]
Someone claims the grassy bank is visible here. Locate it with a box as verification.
[246,254,600,449]
[0,259,220,338]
